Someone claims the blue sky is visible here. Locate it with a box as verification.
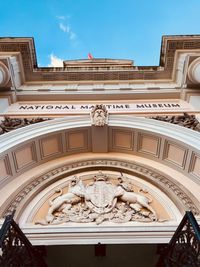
[0,0,200,67]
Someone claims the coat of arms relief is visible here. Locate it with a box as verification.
[36,172,163,225]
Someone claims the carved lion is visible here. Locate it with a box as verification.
[116,186,157,220]
[46,177,85,223]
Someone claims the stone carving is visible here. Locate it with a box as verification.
[151,113,200,132]
[46,176,85,223]
[84,172,119,214]
[91,104,108,126]
[37,172,159,225]
[0,117,50,135]
[3,159,199,218]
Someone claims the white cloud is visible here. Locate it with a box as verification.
[48,53,63,67]
[59,22,69,33]
[56,15,78,44]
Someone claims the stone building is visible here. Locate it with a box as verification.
[0,35,200,266]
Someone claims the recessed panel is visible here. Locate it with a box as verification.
[67,130,88,151]
[0,155,11,180]
[13,143,37,171]
[40,134,62,159]
[112,130,133,150]
[138,134,160,157]
[189,153,200,178]
[163,141,187,168]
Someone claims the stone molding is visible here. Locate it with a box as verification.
[1,115,200,188]
[188,57,200,84]
[1,115,200,153]
[0,61,10,87]
[21,223,181,245]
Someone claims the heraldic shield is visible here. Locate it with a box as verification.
[85,180,118,214]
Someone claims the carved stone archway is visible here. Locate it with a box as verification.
[0,115,200,244]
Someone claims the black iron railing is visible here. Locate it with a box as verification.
[0,212,47,267]
[156,211,200,267]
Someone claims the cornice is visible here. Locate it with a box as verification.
[1,35,200,85]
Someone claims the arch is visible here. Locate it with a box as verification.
[0,115,200,244]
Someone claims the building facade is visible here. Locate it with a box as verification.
[0,35,200,265]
